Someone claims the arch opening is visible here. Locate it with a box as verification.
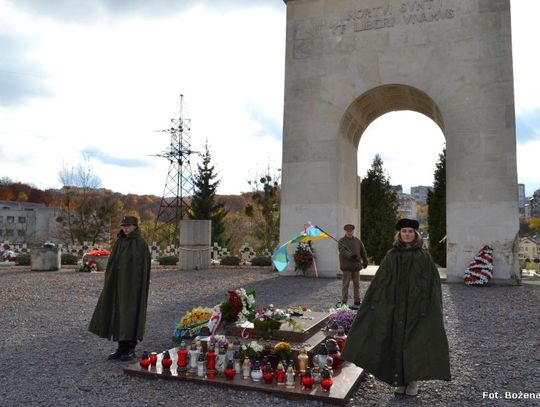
[340,84,445,147]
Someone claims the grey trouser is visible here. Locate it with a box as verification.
[341,270,360,303]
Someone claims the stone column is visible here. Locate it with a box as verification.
[179,220,211,270]
[31,247,61,271]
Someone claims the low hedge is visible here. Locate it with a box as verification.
[158,256,179,265]
[61,253,79,265]
[250,256,272,267]
[15,253,31,266]
[220,256,241,266]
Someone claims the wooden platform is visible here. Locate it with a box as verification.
[124,349,364,405]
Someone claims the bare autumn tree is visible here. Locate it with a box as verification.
[245,169,281,252]
[56,156,123,245]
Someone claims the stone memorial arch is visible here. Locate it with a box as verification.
[279,0,520,283]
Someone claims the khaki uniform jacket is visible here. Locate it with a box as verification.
[338,235,368,271]
[88,228,151,342]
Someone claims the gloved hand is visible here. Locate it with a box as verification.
[363,263,369,269]
[351,254,358,260]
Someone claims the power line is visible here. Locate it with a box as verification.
[152,94,198,245]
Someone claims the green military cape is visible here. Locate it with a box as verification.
[88,228,151,342]
[341,242,451,386]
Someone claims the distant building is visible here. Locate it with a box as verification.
[0,201,60,245]
[525,189,540,219]
[518,184,526,214]
[396,193,417,220]
[411,185,433,204]
[518,237,539,261]
[391,185,403,194]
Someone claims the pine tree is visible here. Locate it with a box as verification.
[189,142,230,248]
[427,148,446,267]
[361,155,399,264]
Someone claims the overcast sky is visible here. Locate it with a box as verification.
[1,1,538,197]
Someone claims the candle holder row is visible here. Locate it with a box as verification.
[138,336,347,392]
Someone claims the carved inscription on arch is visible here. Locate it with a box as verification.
[331,0,455,35]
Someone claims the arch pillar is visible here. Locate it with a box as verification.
[280,0,520,283]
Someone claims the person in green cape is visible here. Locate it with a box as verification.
[341,218,451,396]
[88,215,151,361]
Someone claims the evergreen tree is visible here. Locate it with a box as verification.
[427,148,446,267]
[189,142,230,248]
[361,155,399,264]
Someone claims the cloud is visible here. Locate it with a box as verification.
[245,103,283,140]
[358,111,446,194]
[516,139,540,196]
[510,0,540,113]
[11,0,283,22]
[82,148,151,168]
[516,109,540,143]
[0,32,50,106]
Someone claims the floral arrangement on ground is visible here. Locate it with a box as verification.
[208,334,229,349]
[78,260,97,273]
[253,305,302,332]
[242,340,263,359]
[173,306,213,343]
[326,304,357,332]
[293,241,314,272]
[274,341,292,360]
[219,288,256,324]
[86,249,110,257]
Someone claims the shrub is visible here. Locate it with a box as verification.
[15,253,31,266]
[250,256,272,267]
[61,253,79,265]
[220,256,241,266]
[158,256,178,265]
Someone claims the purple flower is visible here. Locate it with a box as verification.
[326,309,357,331]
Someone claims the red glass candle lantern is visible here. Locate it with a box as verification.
[320,366,333,392]
[276,361,286,385]
[161,351,173,370]
[149,352,158,367]
[206,346,217,373]
[177,342,189,372]
[301,367,315,390]
[224,360,236,380]
[263,363,274,384]
[139,352,151,370]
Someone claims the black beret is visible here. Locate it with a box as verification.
[395,218,419,230]
[120,216,139,227]
[343,224,355,231]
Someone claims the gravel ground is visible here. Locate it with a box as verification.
[1,266,539,406]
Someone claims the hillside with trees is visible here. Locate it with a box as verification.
[0,176,270,253]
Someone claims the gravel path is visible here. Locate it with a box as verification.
[1,267,539,406]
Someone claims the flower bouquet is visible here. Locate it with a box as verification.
[242,340,263,359]
[78,260,97,273]
[326,304,357,333]
[209,334,229,350]
[220,288,256,325]
[86,249,110,256]
[253,305,302,332]
[274,341,292,361]
[293,241,314,273]
[83,249,111,271]
[173,306,213,344]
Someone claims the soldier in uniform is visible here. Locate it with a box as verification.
[342,218,451,396]
[88,216,151,361]
[338,224,368,309]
